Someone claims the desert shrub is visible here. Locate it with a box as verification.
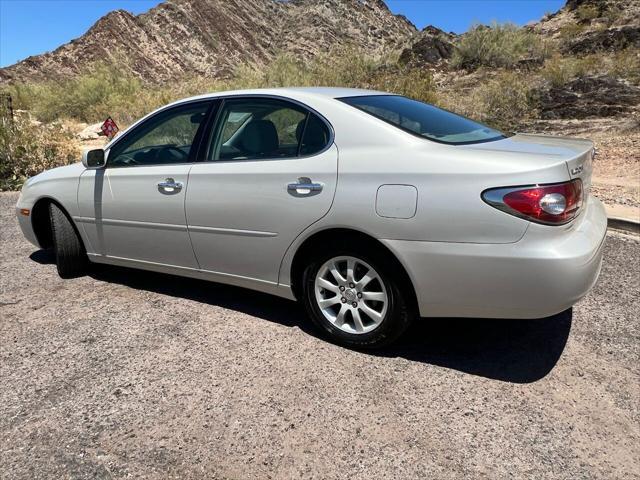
[0,117,79,190]
[5,67,231,127]
[4,50,437,127]
[452,22,550,70]
[558,22,584,40]
[608,48,640,84]
[308,50,381,89]
[541,55,599,87]
[575,4,600,22]
[232,55,316,89]
[602,5,623,25]
[373,67,437,104]
[541,49,640,87]
[7,64,142,123]
[439,71,538,131]
[232,50,437,103]
[477,72,539,130]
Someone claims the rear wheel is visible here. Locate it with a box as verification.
[49,203,87,278]
[302,250,413,348]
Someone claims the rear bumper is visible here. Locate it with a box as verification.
[383,196,607,319]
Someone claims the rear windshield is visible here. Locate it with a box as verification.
[339,95,508,145]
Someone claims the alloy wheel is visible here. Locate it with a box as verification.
[314,256,389,334]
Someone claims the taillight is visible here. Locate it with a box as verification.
[482,179,583,225]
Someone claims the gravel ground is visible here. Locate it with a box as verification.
[1,191,639,479]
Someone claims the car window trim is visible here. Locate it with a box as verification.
[200,94,335,163]
[104,99,218,169]
[296,113,310,157]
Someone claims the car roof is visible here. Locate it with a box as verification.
[171,87,393,105]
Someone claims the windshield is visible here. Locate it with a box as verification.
[339,95,508,145]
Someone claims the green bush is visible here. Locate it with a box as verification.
[0,117,79,191]
[452,22,551,70]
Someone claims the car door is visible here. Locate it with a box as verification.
[77,100,213,268]
[186,96,337,284]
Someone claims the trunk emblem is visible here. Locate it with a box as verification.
[571,164,584,175]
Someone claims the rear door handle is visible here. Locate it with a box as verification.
[158,178,183,193]
[287,177,323,195]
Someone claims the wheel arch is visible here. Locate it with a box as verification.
[30,196,84,250]
[288,227,418,312]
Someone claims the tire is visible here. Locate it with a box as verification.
[302,247,414,348]
[48,203,87,278]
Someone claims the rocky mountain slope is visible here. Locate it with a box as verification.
[0,0,416,83]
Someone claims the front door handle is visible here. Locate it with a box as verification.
[287,177,323,196]
[158,178,183,193]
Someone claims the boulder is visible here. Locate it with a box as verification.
[539,75,640,119]
[564,25,640,54]
[399,26,455,66]
[77,123,103,140]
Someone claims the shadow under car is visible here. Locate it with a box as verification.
[30,249,572,383]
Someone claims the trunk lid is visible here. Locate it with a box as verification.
[465,133,594,193]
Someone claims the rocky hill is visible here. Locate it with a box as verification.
[0,0,416,84]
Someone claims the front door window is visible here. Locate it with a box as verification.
[108,102,211,167]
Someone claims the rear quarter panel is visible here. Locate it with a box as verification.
[329,143,576,244]
[289,95,572,244]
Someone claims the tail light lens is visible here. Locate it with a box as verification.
[482,179,583,225]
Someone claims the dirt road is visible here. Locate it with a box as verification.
[1,191,638,479]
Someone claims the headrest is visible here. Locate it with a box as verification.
[239,119,279,155]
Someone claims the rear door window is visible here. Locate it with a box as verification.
[208,98,331,160]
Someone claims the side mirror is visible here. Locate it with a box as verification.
[82,148,106,169]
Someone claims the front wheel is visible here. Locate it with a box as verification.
[49,203,87,278]
[302,251,413,348]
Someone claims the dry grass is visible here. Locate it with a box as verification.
[541,48,640,87]
[3,49,436,127]
[439,70,539,131]
[575,4,600,22]
[541,54,600,87]
[0,116,79,191]
[558,22,585,40]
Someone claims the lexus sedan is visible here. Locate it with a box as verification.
[16,87,607,347]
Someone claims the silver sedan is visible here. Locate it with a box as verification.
[16,88,607,347]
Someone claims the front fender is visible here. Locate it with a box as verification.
[15,163,85,248]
